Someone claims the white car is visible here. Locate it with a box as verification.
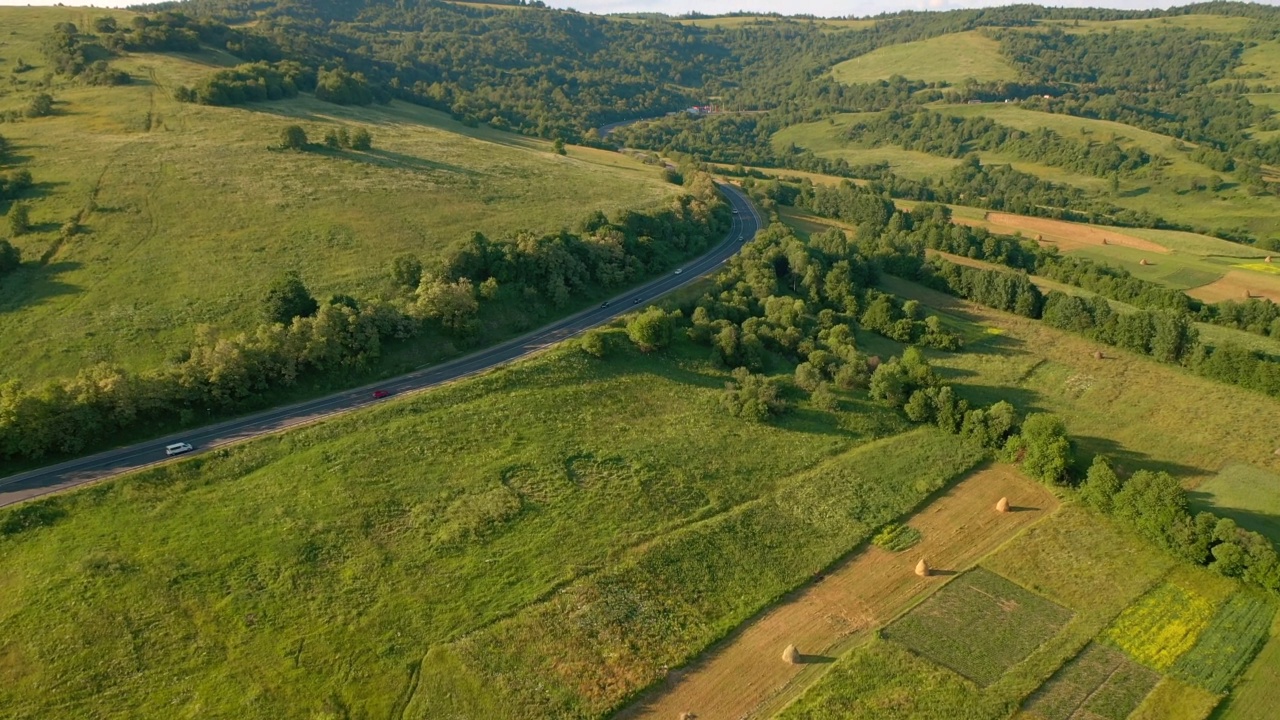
[674,268,683,275]
[165,442,194,457]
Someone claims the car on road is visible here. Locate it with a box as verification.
[674,268,683,275]
[165,442,194,457]
[372,389,391,399]
[600,300,610,308]
[632,297,642,304]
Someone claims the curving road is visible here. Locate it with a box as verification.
[0,183,763,508]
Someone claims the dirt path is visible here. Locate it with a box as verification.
[616,465,1058,720]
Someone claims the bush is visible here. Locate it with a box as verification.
[261,270,318,324]
[7,202,31,236]
[350,128,372,151]
[280,125,308,151]
[722,367,786,422]
[24,93,53,118]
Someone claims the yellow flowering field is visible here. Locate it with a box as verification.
[1104,583,1217,670]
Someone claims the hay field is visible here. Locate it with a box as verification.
[1023,642,1161,720]
[0,7,676,382]
[1187,269,1280,303]
[620,465,1056,720]
[984,212,1170,254]
[410,429,987,719]
[830,32,1018,85]
[884,567,1074,686]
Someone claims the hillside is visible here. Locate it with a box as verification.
[0,7,679,382]
[830,31,1019,85]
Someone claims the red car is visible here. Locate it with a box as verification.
[372,389,391,399]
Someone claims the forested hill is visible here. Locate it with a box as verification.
[128,0,1280,144]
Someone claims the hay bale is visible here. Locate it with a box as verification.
[1093,350,1104,360]
[915,558,930,577]
[679,713,696,720]
[1139,258,1150,266]
[1101,237,1109,245]
[1266,255,1273,263]
[782,644,800,664]
[1274,448,1280,457]
[1036,234,1044,242]
[1245,289,1253,299]
[996,497,1010,513]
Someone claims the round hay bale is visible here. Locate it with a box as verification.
[1139,258,1150,266]
[782,644,800,664]
[915,559,930,577]
[996,497,1010,513]
[1093,350,1104,360]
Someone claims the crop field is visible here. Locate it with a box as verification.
[1217,615,1280,720]
[0,331,944,719]
[620,464,1056,720]
[0,7,676,382]
[983,212,1169,254]
[1023,642,1160,720]
[1129,678,1222,720]
[413,429,989,719]
[830,31,1018,85]
[1190,465,1280,544]
[1102,570,1234,671]
[1171,593,1276,693]
[883,567,1074,686]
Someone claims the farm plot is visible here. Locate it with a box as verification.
[1186,269,1280,304]
[1171,593,1277,693]
[983,213,1170,254]
[883,567,1073,686]
[1102,579,1224,671]
[612,465,1056,720]
[1217,615,1280,720]
[1023,642,1160,720]
[1129,678,1222,720]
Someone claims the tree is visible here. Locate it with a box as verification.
[626,307,675,353]
[323,129,341,149]
[793,362,822,392]
[350,128,372,151]
[580,329,608,358]
[261,270,318,325]
[810,382,838,411]
[722,367,786,422]
[390,254,423,290]
[1079,455,1122,513]
[92,16,116,33]
[280,125,308,151]
[416,277,478,331]
[6,201,31,236]
[24,93,53,118]
[0,238,20,276]
[1019,413,1072,484]
[553,138,566,155]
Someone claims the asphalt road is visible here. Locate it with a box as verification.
[0,183,763,508]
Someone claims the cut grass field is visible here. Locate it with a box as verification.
[0,7,676,383]
[412,428,988,719]
[0,332,929,719]
[619,464,1056,720]
[1023,642,1161,720]
[830,31,1018,85]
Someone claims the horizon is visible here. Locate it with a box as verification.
[6,0,1280,19]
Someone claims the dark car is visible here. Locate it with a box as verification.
[632,297,642,304]
[601,301,610,308]
[372,390,391,399]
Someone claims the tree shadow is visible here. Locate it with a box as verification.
[1119,185,1150,198]
[0,261,82,314]
[343,147,481,177]
[794,653,836,664]
[1073,435,1206,479]
[925,569,959,577]
[1187,490,1280,542]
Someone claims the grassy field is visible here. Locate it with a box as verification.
[0,328,935,719]
[830,31,1019,85]
[1024,642,1161,720]
[409,428,987,718]
[884,567,1074,686]
[1171,593,1277,694]
[1103,569,1236,671]
[0,7,676,383]
[1217,614,1280,720]
[623,465,1056,720]
[1190,465,1280,543]
[1129,678,1222,720]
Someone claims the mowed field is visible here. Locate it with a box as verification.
[0,7,676,382]
[830,31,1019,85]
[620,465,1056,720]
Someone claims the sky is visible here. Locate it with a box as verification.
[5,0,1279,19]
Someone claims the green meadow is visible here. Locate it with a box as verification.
[830,31,1019,85]
[0,7,676,382]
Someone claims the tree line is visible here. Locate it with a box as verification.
[0,173,730,462]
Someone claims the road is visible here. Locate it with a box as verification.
[0,183,763,508]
